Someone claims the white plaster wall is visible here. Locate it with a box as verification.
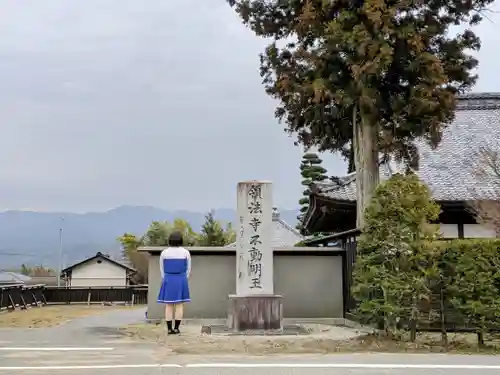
[70,259,127,287]
[463,224,497,238]
[147,252,344,320]
[438,224,459,238]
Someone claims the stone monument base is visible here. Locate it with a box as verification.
[227,294,283,331]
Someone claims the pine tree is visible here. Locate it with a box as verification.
[20,264,30,276]
[117,233,148,283]
[297,152,327,234]
[141,219,198,246]
[227,0,492,227]
[198,210,236,246]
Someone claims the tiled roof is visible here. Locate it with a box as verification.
[0,271,31,284]
[313,93,500,202]
[226,207,303,248]
[61,252,136,275]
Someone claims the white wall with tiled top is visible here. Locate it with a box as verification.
[438,223,497,239]
[463,224,496,238]
[439,224,459,238]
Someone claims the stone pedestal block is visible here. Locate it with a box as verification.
[227,294,283,331]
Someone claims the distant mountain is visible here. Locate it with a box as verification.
[0,206,300,269]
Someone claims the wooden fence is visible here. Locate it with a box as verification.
[0,285,148,310]
[43,286,148,305]
[0,284,46,311]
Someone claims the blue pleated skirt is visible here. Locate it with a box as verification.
[157,258,191,304]
[157,274,190,304]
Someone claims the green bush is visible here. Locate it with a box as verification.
[352,173,500,346]
[355,234,500,345]
[438,239,500,346]
[352,173,440,335]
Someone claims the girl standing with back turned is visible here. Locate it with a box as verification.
[157,231,191,335]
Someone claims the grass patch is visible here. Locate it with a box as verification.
[0,304,140,328]
[119,323,500,355]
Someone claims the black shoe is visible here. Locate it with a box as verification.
[166,320,175,335]
[167,329,176,335]
[174,319,181,334]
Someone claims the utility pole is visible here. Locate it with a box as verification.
[57,217,64,287]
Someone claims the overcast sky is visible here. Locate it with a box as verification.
[0,0,499,213]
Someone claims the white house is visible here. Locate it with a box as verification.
[61,252,136,287]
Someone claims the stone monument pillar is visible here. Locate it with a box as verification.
[227,181,283,331]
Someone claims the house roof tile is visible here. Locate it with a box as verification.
[313,92,500,202]
[61,252,136,275]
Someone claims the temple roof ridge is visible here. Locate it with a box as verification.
[308,92,500,205]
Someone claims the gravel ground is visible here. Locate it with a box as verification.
[119,322,500,355]
[120,323,373,355]
[0,304,139,328]
[3,306,499,356]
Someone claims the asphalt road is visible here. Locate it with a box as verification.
[2,309,500,374]
[0,308,147,347]
[2,350,500,374]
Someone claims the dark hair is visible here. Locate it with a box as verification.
[168,231,184,247]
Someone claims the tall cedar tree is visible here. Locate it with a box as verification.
[297,152,328,234]
[227,0,491,226]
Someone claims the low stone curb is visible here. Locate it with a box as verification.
[144,317,377,335]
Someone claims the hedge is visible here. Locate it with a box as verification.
[353,238,500,346]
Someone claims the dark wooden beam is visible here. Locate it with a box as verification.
[305,197,478,234]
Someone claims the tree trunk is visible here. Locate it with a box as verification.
[347,147,355,174]
[353,106,380,228]
[409,294,418,342]
[477,331,485,347]
[439,285,448,350]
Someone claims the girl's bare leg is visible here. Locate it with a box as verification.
[165,304,174,320]
[174,303,184,320]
